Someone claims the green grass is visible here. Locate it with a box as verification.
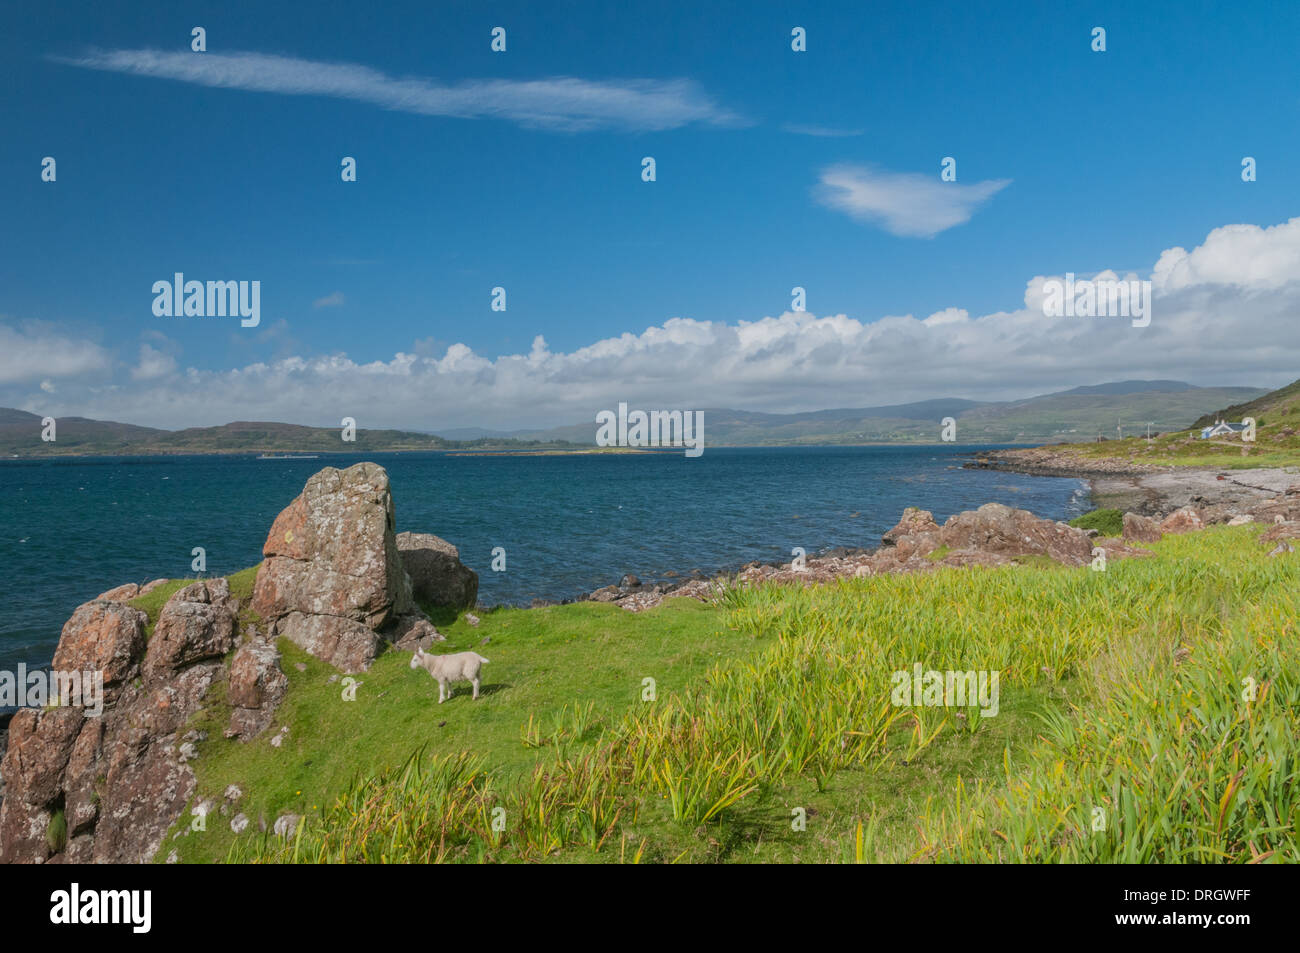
[1068,508,1124,536]
[165,597,760,862]
[46,809,67,853]
[156,526,1297,864]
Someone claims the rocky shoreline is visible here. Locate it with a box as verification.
[578,453,1300,612]
[967,446,1300,518]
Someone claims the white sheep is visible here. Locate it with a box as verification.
[409,646,490,703]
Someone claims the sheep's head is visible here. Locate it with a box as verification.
[409,648,424,669]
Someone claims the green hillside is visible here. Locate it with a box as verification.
[0,413,582,457]
[151,525,1298,864]
[1192,377,1300,430]
[1063,376,1300,468]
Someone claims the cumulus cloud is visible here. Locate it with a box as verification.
[54,49,745,132]
[130,343,178,381]
[0,321,112,385]
[815,163,1011,237]
[1152,219,1300,293]
[8,217,1300,431]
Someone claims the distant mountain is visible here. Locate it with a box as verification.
[510,382,1267,446]
[0,380,1272,456]
[1191,377,1300,430]
[0,414,580,457]
[0,408,169,453]
[1049,380,1195,397]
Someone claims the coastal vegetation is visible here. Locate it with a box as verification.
[141,523,1296,863]
[1068,508,1124,536]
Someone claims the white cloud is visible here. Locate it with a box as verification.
[0,321,112,385]
[55,49,745,132]
[815,163,1010,237]
[130,343,177,381]
[313,291,345,309]
[9,217,1300,431]
[1152,219,1300,293]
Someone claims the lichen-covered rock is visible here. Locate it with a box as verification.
[142,589,236,682]
[96,582,141,602]
[226,640,288,740]
[0,706,85,863]
[52,601,148,699]
[253,463,414,671]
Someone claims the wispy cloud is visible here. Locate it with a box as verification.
[53,48,746,132]
[815,163,1010,237]
[782,123,863,137]
[312,291,345,309]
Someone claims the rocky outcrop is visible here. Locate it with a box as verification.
[52,601,149,704]
[1158,506,1206,535]
[225,637,288,740]
[0,578,239,864]
[253,463,416,673]
[934,503,1095,566]
[652,501,1156,601]
[387,614,446,651]
[396,532,478,609]
[95,579,169,603]
[143,579,236,683]
[1122,512,1163,543]
[882,507,939,545]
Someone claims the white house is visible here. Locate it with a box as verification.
[1199,420,1247,439]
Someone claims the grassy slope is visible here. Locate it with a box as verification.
[1058,376,1300,469]
[1191,377,1300,430]
[132,524,1298,864]
[159,595,762,863]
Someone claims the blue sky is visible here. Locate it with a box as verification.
[3,0,1299,429]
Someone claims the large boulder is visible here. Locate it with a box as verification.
[52,601,149,702]
[397,532,478,609]
[142,583,237,682]
[225,638,288,740]
[1,579,235,863]
[253,463,415,672]
[1122,512,1163,543]
[1158,506,1205,535]
[0,707,86,863]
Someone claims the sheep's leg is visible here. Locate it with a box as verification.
[471,677,480,700]
[438,680,446,704]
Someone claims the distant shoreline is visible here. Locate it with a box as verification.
[2,441,1049,462]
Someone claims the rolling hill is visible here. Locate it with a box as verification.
[1191,377,1300,430]
[0,380,1270,456]
[509,381,1266,446]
